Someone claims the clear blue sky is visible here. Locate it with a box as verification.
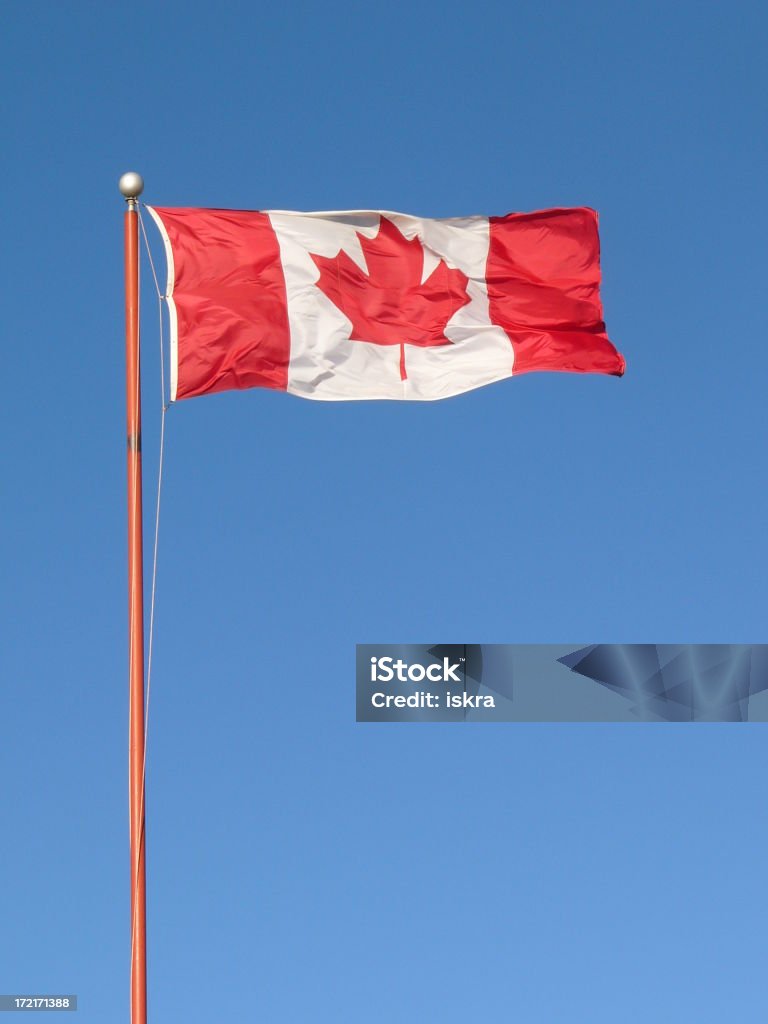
[2,2,767,1020]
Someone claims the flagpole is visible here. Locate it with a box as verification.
[119,170,147,1024]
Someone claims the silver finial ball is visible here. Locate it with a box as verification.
[119,171,144,199]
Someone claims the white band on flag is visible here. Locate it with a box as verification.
[146,206,179,403]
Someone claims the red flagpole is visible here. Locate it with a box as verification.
[120,171,147,1024]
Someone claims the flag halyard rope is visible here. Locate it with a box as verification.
[129,208,170,1004]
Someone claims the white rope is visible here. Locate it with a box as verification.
[139,206,165,310]
[139,207,169,723]
[128,208,170,1007]
[138,203,168,827]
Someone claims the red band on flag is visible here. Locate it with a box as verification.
[150,207,291,400]
[486,208,624,377]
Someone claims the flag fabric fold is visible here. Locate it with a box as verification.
[147,205,624,402]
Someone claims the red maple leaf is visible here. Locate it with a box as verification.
[311,217,470,380]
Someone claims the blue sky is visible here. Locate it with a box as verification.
[1,1,767,1020]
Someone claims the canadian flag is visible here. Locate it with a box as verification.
[147,206,624,402]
